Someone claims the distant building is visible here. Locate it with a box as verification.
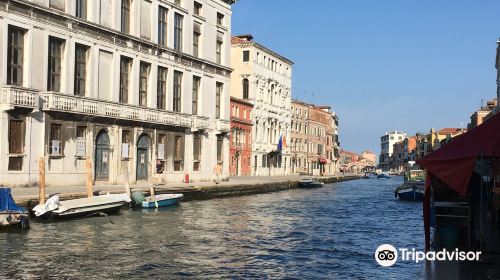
[392,141,405,171]
[231,34,293,176]
[379,131,406,171]
[469,99,497,129]
[290,100,339,175]
[360,150,376,165]
[425,128,466,156]
[229,97,253,176]
[403,136,417,162]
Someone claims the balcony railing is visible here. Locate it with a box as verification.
[0,86,39,109]
[41,92,192,127]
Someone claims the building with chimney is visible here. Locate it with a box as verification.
[0,0,235,187]
[230,34,293,176]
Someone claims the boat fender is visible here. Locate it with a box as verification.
[6,214,12,223]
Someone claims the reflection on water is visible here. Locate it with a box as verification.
[0,177,423,279]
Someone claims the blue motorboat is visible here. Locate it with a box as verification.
[142,194,184,208]
[0,188,29,229]
[377,173,390,179]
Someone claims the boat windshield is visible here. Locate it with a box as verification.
[408,170,425,181]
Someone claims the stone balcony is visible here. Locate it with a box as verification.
[192,116,211,131]
[41,92,192,128]
[216,119,231,133]
[0,86,39,111]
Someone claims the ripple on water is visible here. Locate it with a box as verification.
[0,177,423,279]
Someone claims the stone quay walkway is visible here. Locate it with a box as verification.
[9,174,361,208]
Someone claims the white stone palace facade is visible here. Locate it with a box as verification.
[230,35,293,176]
[0,0,235,187]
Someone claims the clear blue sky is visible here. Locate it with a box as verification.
[231,0,500,156]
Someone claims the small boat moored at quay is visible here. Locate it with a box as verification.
[298,178,325,188]
[142,194,184,208]
[0,188,29,229]
[33,194,131,218]
[395,182,424,201]
[395,169,426,201]
[377,173,391,179]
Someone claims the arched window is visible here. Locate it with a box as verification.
[242,78,249,99]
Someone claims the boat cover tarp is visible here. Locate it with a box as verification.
[0,188,25,212]
[417,110,500,250]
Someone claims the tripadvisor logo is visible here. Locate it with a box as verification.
[375,244,398,267]
[374,244,482,267]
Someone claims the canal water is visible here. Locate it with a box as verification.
[1,177,424,279]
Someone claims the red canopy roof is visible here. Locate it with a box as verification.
[417,110,500,196]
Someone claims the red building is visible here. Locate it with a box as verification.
[230,97,253,176]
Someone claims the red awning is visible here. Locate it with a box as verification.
[417,111,500,196]
[319,157,328,164]
[417,110,500,251]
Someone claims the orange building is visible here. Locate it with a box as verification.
[229,97,253,176]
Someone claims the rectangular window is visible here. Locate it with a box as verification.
[140,0,151,39]
[192,76,200,115]
[193,23,201,58]
[9,120,24,154]
[99,0,111,27]
[217,12,224,26]
[217,135,223,162]
[194,1,202,16]
[50,124,63,156]
[76,0,87,19]
[139,62,150,106]
[7,117,25,167]
[119,56,132,103]
[193,134,201,171]
[48,37,64,92]
[157,134,166,161]
[121,130,130,158]
[50,0,65,11]
[243,50,249,62]
[173,71,182,112]
[74,44,89,96]
[216,82,223,119]
[76,126,87,157]
[174,13,183,51]
[173,135,184,171]
[174,0,182,6]
[121,0,131,34]
[158,6,168,47]
[7,26,25,86]
[157,66,167,109]
[216,37,222,65]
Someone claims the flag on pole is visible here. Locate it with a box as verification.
[277,135,283,152]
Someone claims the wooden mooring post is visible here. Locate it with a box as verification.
[38,157,46,205]
[85,159,93,198]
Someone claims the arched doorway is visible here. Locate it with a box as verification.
[136,134,150,181]
[95,130,110,180]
